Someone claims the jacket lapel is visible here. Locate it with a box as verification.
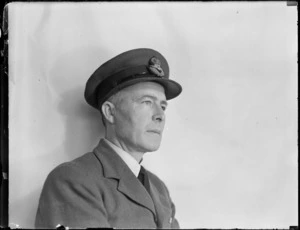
[93,139,157,217]
[148,172,172,228]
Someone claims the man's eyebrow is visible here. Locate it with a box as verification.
[139,95,168,106]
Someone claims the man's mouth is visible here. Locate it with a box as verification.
[147,129,162,135]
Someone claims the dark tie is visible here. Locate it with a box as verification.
[138,166,151,195]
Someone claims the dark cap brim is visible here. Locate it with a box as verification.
[87,76,182,110]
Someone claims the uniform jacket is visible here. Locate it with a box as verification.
[35,139,179,229]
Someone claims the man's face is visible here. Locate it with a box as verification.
[113,82,167,153]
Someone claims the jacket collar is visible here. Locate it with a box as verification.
[93,139,157,217]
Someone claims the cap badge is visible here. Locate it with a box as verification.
[148,57,164,77]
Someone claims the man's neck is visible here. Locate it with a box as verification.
[105,135,144,163]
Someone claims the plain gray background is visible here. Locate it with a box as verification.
[8,2,297,228]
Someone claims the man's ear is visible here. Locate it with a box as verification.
[101,101,115,124]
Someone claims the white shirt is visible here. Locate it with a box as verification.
[103,138,141,177]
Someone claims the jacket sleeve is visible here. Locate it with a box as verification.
[35,162,110,229]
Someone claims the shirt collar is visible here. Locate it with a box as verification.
[103,138,141,177]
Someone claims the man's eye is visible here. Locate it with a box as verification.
[161,106,166,111]
[143,100,152,105]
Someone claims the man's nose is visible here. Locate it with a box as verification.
[152,105,165,122]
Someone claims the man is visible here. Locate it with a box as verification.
[35,48,182,229]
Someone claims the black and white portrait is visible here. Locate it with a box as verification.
[6,2,297,229]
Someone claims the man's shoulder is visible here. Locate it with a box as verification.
[46,152,104,184]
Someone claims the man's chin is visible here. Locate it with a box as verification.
[141,143,161,152]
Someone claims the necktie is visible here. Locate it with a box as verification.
[138,166,151,195]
